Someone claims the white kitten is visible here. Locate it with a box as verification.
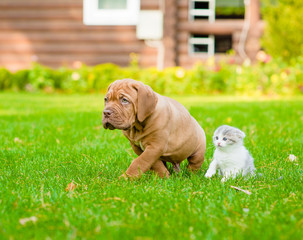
[205,125,255,182]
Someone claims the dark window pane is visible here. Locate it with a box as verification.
[194,44,208,53]
[215,35,232,53]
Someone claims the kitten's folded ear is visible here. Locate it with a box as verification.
[237,130,246,139]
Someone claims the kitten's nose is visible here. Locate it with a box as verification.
[218,142,221,146]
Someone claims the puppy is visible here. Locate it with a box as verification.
[102,79,206,178]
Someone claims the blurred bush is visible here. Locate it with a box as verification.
[0,56,302,95]
[262,0,303,61]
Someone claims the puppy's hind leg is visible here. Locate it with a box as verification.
[172,163,181,173]
[161,161,180,174]
[187,148,205,172]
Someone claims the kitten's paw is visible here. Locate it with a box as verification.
[204,171,214,178]
[221,177,228,182]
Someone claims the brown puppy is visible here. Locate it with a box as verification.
[102,79,206,178]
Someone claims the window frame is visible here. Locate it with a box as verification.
[188,34,215,57]
[83,0,140,26]
[188,34,233,56]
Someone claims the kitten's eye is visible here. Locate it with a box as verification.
[223,137,227,141]
[121,97,129,104]
[104,97,108,103]
[215,136,218,140]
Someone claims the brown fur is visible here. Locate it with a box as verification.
[102,79,206,178]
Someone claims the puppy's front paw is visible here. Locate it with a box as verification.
[119,173,129,181]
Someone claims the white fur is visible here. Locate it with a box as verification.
[205,126,255,182]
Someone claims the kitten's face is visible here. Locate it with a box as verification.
[213,125,245,149]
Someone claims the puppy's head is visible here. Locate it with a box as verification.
[102,79,158,130]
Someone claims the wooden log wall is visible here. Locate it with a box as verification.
[176,0,243,68]
[0,0,158,71]
[176,0,263,68]
[0,0,262,71]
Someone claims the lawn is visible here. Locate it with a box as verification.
[0,93,302,240]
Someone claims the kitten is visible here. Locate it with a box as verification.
[205,125,255,182]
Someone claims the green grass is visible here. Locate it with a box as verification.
[0,93,302,240]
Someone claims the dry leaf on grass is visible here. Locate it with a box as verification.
[19,216,38,225]
[103,197,125,202]
[65,181,76,192]
[93,125,102,130]
[231,186,252,195]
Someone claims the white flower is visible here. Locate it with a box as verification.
[256,51,267,62]
[289,154,297,162]
[243,208,249,213]
[14,137,23,143]
[243,58,251,67]
[19,216,38,225]
[175,68,185,78]
[71,72,80,81]
[236,66,242,74]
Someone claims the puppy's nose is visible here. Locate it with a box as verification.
[103,109,113,117]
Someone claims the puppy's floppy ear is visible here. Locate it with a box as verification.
[136,83,158,122]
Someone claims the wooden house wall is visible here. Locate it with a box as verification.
[0,0,262,71]
[176,0,263,68]
[0,0,159,71]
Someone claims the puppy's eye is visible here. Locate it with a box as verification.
[104,97,108,103]
[121,98,129,104]
[223,137,227,141]
[215,136,218,140]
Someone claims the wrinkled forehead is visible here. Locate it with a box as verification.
[106,80,138,100]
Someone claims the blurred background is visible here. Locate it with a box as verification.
[0,0,302,95]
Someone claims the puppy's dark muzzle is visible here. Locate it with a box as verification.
[102,107,130,130]
[104,122,115,130]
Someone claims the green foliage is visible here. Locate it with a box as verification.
[0,68,12,90]
[12,69,30,90]
[0,57,302,95]
[0,93,302,239]
[262,0,303,61]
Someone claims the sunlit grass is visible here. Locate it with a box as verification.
[0,93,302,239]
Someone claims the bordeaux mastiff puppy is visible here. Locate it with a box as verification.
[102,79,206,178]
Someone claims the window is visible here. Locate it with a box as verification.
[189,0,245,21]
[189,0,216,22]
[216,0,244,19]
[214,35,233,53]
[189,34,215,56]
[189,34,232,56]
[188,1,239,56]
[83,0,140,25]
